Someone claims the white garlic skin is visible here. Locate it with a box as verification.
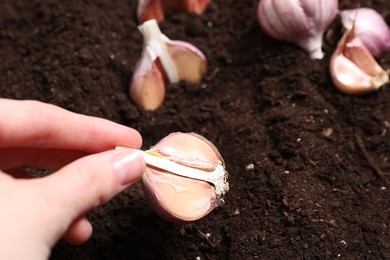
[141,132,228,223]
[257,0,338,59]
[340,8,390,58]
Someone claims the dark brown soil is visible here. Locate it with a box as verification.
[1,0,390,259]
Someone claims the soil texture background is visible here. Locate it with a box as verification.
[1,0,390,259]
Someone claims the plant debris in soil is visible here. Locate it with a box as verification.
[0,0,390,259]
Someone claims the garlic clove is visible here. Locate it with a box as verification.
[179,0,211,15]
[166,40,207,84]
[330,54,382,95]
[129,20,207,110]
[137,0,165,24]
[130,61,166,111]
[137,0,211,23]
[342,35,385,77]
[257,0,338,59]
[150,132,222,170]
[141,132,229,223]
[142,167,217,222]
[340,8,390,58]
[330,26,389,95]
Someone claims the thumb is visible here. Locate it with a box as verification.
[40,149,145,242]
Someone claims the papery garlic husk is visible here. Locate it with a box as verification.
[340,8,390,58]
[141,132,229,223]
[129,19,207,111]
[137,0,211,23]
[257,0,338,59]
[330,26,389,95]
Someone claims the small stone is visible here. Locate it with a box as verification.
[322,128,333,137]
[246,163,255,170]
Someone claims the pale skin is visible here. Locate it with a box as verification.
[0,98,146,260]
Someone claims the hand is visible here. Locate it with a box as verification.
[0,99,146,260]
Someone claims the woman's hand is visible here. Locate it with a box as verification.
[0,99,145,259]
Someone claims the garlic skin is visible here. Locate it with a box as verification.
[141,132,229,223]
[129,20,207,111]
[340,8,390,58]
[330,26,389,95]
[137,0,211,23]
[257,0,338,59]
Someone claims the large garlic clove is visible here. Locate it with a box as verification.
[330,26,389,95]
[141,132,229,223]
[137,0,211,23]
[129,20,207,111]
[257,0,338,59]
[340,8,390,58]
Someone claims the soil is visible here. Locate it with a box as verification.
[1,0,390,259]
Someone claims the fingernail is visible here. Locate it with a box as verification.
[114,150,145,186]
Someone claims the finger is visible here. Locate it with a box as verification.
[63,216,93,245]
[37,149,145,242]
[0,147,86,170]
[0,99,142,152]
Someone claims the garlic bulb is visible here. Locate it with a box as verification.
[137,0,211,23]
[257,0,338,59]
[140,132,229,223]
[129,20,207,111]
[340,7,390,58]
[329,25,389,95]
